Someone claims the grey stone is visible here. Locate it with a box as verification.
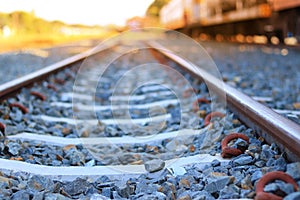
[248,143,261,153]
[135,181,157,194]
[0,176,10,189]
[274,156,287,171]
[186,168,202,179]
[251,170,262,183]
[96,181,115,189]
[260,148,274,161]
[178,175,195,189]
[11,190,30,200]
[85,159,95,167]
[105,126,119,137]
[211,159,221,167]
[146,168,172,184]
[190,182,204,191]
[199,129,223,151]
[0,193,10,200]
[159,181,176,197]
[270,143,280,154]
[7,142,22,156]
[136,192,166,200]
[240,189,252,198]
[205,176,232,193]
[85,186,100,197]
[60,94,71,102]
[281,183,295,195]
[255,160,266,167]
[32,192,44,200]
[44,193,71,200]
[232,155,253,166]
[118,153,140,165]
[232,138,248,150]
[17,180,27,190]
[0,142,4,152]
[202,166,214,176]
[264,182,295,195]
[90,193,110,200]
[28,175,54,192]
[286,162,300,180]
[64,149,85,166]
[144,159,165,173]
[165,139,187,152]
[63,178,90,196]
[231,170,244,184]
[284,192,300,200]
[112,191,125,199]
[191,191,215,200]
[95,175,110,185]
[177,193,192,200]
[101,187,112,198]
[241,174,253,190]
[219,185,240,199]
[213,166,228,174]
[115,181,130,198]
[172,166,187,176]
[14,109,23,122]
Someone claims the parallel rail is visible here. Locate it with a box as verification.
[1,40,300,161]
[148,41,300,161]
[0,44,114,101]
[1,40,299,162]
[0,39,299,199]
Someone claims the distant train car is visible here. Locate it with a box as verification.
[160,0,186,30]
[160,0,300,44]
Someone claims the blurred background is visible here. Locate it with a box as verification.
[0,0,299,52]
[0,0,165,52]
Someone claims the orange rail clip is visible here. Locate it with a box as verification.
[221,133,249,158]
[255,171,299,200]
[30,91,46,101]
[9,103,29,114]
[0,122,5,136]
[204,111,225,126]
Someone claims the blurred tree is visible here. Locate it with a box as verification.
[146,0,171,17]
[0,10,105,38]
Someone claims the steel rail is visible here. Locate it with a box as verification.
[148,41,300,161]
[0,43,115,101]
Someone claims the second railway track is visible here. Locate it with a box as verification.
[0,32,300,200]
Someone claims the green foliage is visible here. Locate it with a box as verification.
[0,11,99,35]
[0,11,62,34]
[146,0,171,17]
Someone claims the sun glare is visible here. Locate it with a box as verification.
[0,0,155,26]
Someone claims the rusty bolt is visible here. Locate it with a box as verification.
[47,84,57,91]
[0,122,5,136]
[221,133,249,158]
[30,91,46,101]
[255,171,299,200]
[9,103,29,114]
[192,98,211,112]
[183,88,196,98]
[55,78,65,85]
[204,111,225,126]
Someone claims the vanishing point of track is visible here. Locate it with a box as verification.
[0,34,300,199]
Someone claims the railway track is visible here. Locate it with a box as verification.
[0,32,300,199]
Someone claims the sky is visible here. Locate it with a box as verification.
[0,0,155,26]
